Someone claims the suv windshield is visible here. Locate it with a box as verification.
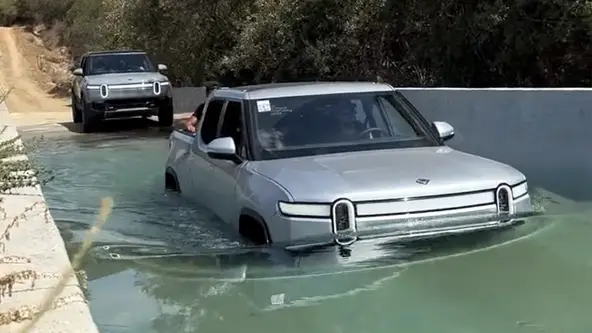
[86,53,156,75]
[249,91,441,160]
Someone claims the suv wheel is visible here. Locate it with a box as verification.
[158,101,174,127]
[81,102,98,133]
[71,93,82,123]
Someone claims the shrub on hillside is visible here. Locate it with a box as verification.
[7,0,592,87]
[0,0,18,26]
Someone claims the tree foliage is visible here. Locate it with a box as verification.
[1,0,592,87]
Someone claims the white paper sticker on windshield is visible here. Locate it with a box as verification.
[270,293,285,305]
[257,100,271,112]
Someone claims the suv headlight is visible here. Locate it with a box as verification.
[512,182,528,198]
[278,201,330,218]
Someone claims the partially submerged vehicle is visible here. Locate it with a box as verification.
[165,82,533,249]
[71,50,173,132]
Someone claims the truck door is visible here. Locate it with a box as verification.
[207,99,246,225]
[189,99,226,209]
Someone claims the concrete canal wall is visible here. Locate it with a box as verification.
[172,86,592,203]
[398,88,592,202]
[0,102,98,332]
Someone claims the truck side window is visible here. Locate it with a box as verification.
[218,101,245,158]
[200,99,226,144]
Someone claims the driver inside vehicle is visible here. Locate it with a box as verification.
[92,57,109,74]
[324,100,366,143]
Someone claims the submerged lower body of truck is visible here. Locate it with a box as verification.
[277,189,534,251]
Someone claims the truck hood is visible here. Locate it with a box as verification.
[250,147,526,202]
[86,72,168,85]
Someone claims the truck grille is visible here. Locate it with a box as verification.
[93,98,159,111]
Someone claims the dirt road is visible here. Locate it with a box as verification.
[0,27,70,127]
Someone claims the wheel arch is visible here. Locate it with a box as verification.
[239,207,272,245]
[165,167,181,192]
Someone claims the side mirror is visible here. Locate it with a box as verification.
[433,121,455,141]
[157,64,168,72]
[206,137,241,163]
[72,68,83,76]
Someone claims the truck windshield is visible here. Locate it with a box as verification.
[86,53,156,75]
[249,91,441,160]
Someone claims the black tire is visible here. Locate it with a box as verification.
[71,93,82,123]
[158,101,174,127]
[81,101,98,133]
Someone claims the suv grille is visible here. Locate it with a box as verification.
[93,98,159,111]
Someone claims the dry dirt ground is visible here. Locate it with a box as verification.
[0,27,71,127]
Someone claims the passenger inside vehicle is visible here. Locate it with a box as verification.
[122,57,146,72]
[255,93,425,154]
[270,98,369,147]
[323,100,367,143]
[91,57,109,74]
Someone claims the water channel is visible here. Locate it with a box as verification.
[24,118,592,333]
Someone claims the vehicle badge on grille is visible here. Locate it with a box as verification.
[416,178,430,185]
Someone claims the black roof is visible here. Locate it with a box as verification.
[84,50,147,57]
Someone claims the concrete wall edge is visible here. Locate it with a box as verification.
[0,101,99,332]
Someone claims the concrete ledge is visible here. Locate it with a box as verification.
[0,102,98,332]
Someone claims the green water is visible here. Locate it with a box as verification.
[28,129,592,333]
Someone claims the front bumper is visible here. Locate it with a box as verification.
[280,193,533,251]
[85,83,172,119]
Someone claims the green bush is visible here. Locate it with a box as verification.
[8,0,592,87]
[0,0,18,26]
